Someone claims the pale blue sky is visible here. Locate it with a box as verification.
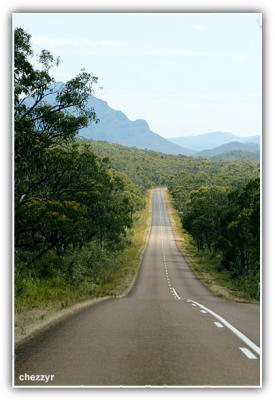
[13,13,262,138]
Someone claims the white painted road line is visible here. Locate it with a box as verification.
[214,322,224,328]
[200,310,207,314]
[187,299,260,357]
[239,347,258,359]
[171,288,181,300]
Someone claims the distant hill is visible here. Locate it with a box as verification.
[23,82,193,156]
[169,132,260,152]
[193,141,260,158]
[210,150,260,162]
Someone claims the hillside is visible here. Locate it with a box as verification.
[210,150,260,162]
[78,138,260,192]
[169,132,260,152]
[194,141,260,158]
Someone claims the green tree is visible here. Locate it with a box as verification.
[182,186,227,251]
[14,27,99,211]
[219,178,260,276]
[14,28,144,276]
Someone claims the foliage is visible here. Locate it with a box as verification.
[182,186,228,252]
[210,150,260,162]
[169,172,260,295]
[219,178,260,277]
[14,27,144,286]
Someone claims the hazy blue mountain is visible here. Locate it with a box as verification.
[80,95,194,155]
[169,132,260,152]
[193,141,260,158]
[23,82,193,156]
[241,136,261,145]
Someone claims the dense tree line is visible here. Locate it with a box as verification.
[168,167,260,295]
[14,27,144,284]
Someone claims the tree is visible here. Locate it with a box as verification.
[14,27,99,210]
[14,28,144,275]
[219,178,260,276]
[181,186,227,252]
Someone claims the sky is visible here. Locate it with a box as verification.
[13,13,262,138]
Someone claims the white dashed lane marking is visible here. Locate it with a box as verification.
[157,191,259,362]
[171,288,181,300]
[186,298,260,357]
[239,347,258,359]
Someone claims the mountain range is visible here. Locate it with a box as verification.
[194,141,260,158]
[79,95,194,155]
[169,132,260,153]
[23,82,260,160]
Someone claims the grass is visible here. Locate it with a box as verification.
[164,190,259,303]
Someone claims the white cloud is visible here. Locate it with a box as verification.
[31,35,245,61]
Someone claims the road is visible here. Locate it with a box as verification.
[14,188,261,387]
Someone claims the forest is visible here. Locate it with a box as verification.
[167,167,260,297]
[14,27,145,309]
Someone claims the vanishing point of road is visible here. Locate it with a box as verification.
[14,188,261,387]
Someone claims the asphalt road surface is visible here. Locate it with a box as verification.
[14,188,261,387]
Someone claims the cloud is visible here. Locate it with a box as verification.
[31,35,245,61]
[192,24,208,31]
[32,35,124,49]
[73,48,245,61]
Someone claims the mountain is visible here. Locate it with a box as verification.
[193,141,260,158]
[23,83,261,158]
[169,132,260,152]
[23,82,193,156]
[79,95,194,155]
[241,136,261,145]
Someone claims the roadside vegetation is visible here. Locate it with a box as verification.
[14,27,148,327]
[167,170,260,301]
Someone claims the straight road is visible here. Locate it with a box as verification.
[14,188,260,387]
